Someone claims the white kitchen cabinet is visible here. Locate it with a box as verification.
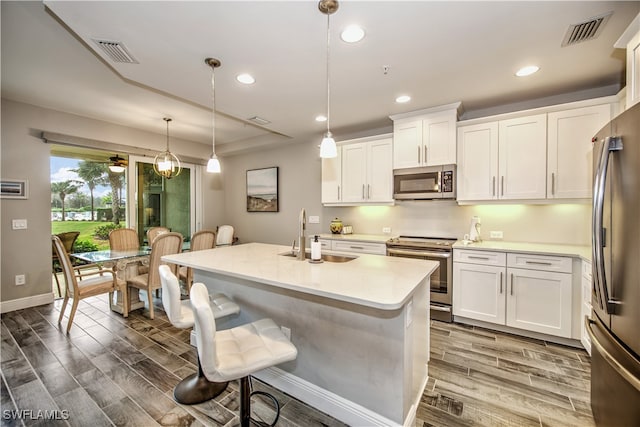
[391,103,460,169]
[318,238,386,255]
[453,249,573,338]
[547,105,611,199]
[457,114,546,201]
[321,134,393,206]
[581,259,593,355]
[615,13,640,109]
[321,146,342,203]
[498,114,547,200]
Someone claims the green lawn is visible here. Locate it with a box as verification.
[51,221,111,250]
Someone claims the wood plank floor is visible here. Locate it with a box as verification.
[1,292,594,426]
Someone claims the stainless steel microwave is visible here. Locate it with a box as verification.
[393,165,456,200]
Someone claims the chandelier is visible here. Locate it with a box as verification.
[153,117,182,179]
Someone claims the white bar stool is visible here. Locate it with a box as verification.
[190,282,298,427]
[159,265,240,404]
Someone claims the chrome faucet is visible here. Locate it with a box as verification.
[297,208,306,260]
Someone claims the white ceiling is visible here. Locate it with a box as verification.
[2,1,639,157]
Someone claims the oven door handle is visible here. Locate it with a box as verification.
[387,248,451,259]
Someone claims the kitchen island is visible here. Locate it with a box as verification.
[162,242,436,426]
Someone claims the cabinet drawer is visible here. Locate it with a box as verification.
[507,253,571,273]
[318,239,332,250]
[582,260,592,280]
[332,241,386,255]
[454,249,506,266]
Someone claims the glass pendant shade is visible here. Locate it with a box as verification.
[320,132,337,158]
[153,118,182,179]
[108,155,127,173]
[206,155,221,173]
[108,164,125,173]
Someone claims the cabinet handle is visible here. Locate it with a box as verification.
[417,146,421,163]
[468,256,490,260]
[368,184,371,199]
[424,146,427,163]
[499,272,503,294]
[337,185,340,200]
[349,245,364,250]
[492,176,496,197]
[362,184,365,199]
[501,176,504,196]
[551,173,555,196]
[510,273,514,295]
[525,260,553,266]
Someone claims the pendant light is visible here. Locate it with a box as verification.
[108,154,127,173]
[153,117,182,179]
[319,0,339,158]
[205,57,222,173]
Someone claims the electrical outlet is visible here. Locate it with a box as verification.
[12,219,27,230]
[15,274,25,286]
[281,326,291,340]
[382,227,392,234]
[490,231,504,239]
[308,215,320,224]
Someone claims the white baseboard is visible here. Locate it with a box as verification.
[255,366,420,427]
[0,292,54,314]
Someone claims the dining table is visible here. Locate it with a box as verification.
[71,248,151,314]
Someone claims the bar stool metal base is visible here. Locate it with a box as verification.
[173,359,228,405]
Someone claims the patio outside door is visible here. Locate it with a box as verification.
[128,156,196,245]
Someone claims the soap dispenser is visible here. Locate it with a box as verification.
[311,235,322,261]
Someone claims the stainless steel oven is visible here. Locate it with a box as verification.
[386,236,456,322]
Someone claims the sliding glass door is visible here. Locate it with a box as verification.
[127,156,197,245]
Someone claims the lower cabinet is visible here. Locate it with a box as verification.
[453,249,573,338]
[581,260,593,355]
[318,238,387,255]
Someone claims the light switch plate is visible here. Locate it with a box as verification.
[490,231,503,239]
[308,216,320,224]
[12,219,27,230]
[382,227,392,234]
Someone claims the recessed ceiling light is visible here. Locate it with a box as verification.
[341,25,365,43]
[315,115,327,122]
[395,95,411,103]
[236,73,255,84]
[515,65,540,77]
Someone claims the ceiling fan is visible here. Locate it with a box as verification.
[108,154,128,173]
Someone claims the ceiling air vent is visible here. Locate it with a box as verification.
[92,39,138,64]
[248,116,271,126]
[561,12,612,47]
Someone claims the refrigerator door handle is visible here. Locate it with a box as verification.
[592,136,623,313]
[586,317,640,392]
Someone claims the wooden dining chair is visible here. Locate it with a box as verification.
[53,235,127,333]
[179,230,216,294]
[147,226,170,247]
[215,225,237,246]
[52,231,80,296]
[109,228,140,251]
[127,232,183,319]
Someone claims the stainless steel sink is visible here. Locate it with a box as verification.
[279,251,356,263]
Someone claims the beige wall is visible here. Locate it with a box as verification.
[0,98,591,308]
[0,99,223,305]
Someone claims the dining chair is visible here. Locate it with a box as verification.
[53,235,127,333]
[179,230,216,294]
[215,225,237,246]
[190,282,297,426]
[108,228,140,251]
[159,265,239,404]
[127,232,183,319]
[147,226,170,247]
[52,231,80,296]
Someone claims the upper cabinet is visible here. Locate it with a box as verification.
[457,97,615,203]
[547,104,611,199]
[321,134,393,206]
[615,12,640,110]
[390,102,461,169]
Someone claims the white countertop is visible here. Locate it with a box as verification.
[162,242,436,310]
[452,240,591,261]
[317,233,391,244]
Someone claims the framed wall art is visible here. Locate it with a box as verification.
[246,167,278,212]
[0,179,29,199]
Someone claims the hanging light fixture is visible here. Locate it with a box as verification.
[108,154,127,173]
[319,0,339,158]
[153,117,182,179]
[205,57,222,173]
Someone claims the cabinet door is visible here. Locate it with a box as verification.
[547,105,611,199]
[626,27,640,108]
[498,114,547,200]
[341,143,367,202]
[456,122,499,201]
[424,110,457,166]
[581,260,593,354]
[366,137,393,202]
[321,146,342,203]
[393,120,422,169]
[453,262,505,324]
[506,267,572,338]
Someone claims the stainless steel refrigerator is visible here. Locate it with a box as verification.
[588,102,640,426]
